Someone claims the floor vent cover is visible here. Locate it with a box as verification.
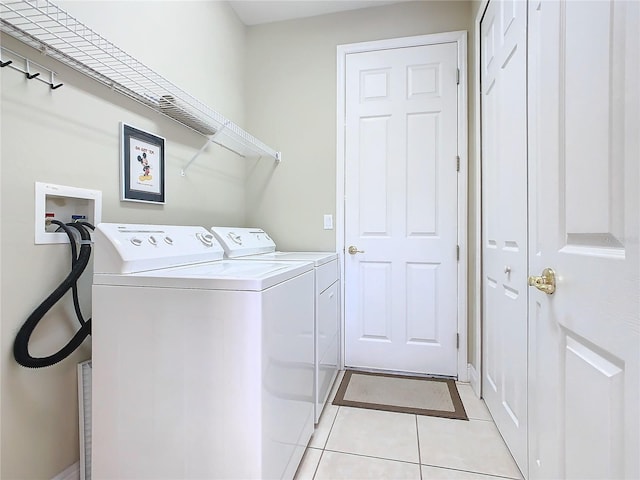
[78,360,92,480]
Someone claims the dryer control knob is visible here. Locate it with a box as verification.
[148,236,157,246]
[228,232,243,245]
[164,236,174,245]
[130,237,142,246]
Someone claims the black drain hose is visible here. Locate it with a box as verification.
[13,220,93,368]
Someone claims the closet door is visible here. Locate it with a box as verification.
[344,42,460,375]
[527,1,639,478]
[480,0,528,475]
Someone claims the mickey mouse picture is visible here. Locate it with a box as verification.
[123,124,165,202]
[137,152,152,181]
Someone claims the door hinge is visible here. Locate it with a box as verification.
[456,245,460,261]
[456,68,460,85]
[456,155,460,172]
[456,333,460,349]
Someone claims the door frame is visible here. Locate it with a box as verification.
[336,31,469,381]
[472,0,490,397]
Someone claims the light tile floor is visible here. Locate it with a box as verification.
[295,371,523,480]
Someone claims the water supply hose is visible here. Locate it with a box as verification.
[13,220,93,368]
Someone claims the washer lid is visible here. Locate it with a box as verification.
[93,259,313,291]
[242,251,338,266]
[210,226,276,257]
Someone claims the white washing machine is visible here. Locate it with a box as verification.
[91,223,315,480]
[209,226,339,423]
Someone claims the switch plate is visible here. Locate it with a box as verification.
[323,214,333,230]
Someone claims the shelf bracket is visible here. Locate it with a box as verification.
[180,122,229,176]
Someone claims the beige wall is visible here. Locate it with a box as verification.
[1,1,482,477]
[244,0,480,368]
[0,2,247,478]
[244,1,473,252]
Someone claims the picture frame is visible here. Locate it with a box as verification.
[120,123,166,203]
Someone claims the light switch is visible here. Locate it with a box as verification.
[323,214,333,230]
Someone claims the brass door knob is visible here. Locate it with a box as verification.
[348,245,365,254]
[528,268,556,295]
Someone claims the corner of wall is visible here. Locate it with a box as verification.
[51,462,80,480]
[468,363,481,397]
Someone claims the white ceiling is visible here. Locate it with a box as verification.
[228,0,409,26]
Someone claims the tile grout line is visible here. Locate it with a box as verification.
[415,414,423,480]
[310,393,341,479]
[311,448,324,480]
[321,448,423,467]
[421,462,523,480]
[321,405,341,449]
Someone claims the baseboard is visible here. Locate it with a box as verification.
[51,461,79,480]
[468,363,481,397]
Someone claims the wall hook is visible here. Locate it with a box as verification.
[50,71,63,89]
[1,47,63,91]
[25,59,39,79]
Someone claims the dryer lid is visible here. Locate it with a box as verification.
[209,226,276,258]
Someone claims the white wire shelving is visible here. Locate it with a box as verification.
[0,0,281,168]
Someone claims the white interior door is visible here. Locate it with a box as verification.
[528,1,639,478]
[480,0,528,474]
[344,42,459,376]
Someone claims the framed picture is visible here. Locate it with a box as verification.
[120,123,165,203]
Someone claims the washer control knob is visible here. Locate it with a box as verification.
[196,232,214,247]
[164,236,173,245]
[148,235,157,246]
[131,237,142,246]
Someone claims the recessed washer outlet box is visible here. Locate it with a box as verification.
[35,182,102,244]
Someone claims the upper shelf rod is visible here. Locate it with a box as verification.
[0,0,281,161]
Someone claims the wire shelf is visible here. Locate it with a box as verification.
[0,0,280,161]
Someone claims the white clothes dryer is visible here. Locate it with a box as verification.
[91,223,314,480]
[209,226,339,423]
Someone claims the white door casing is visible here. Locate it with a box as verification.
[343,41,460,376]
[528,1,639,479]
[480,0,528,474]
